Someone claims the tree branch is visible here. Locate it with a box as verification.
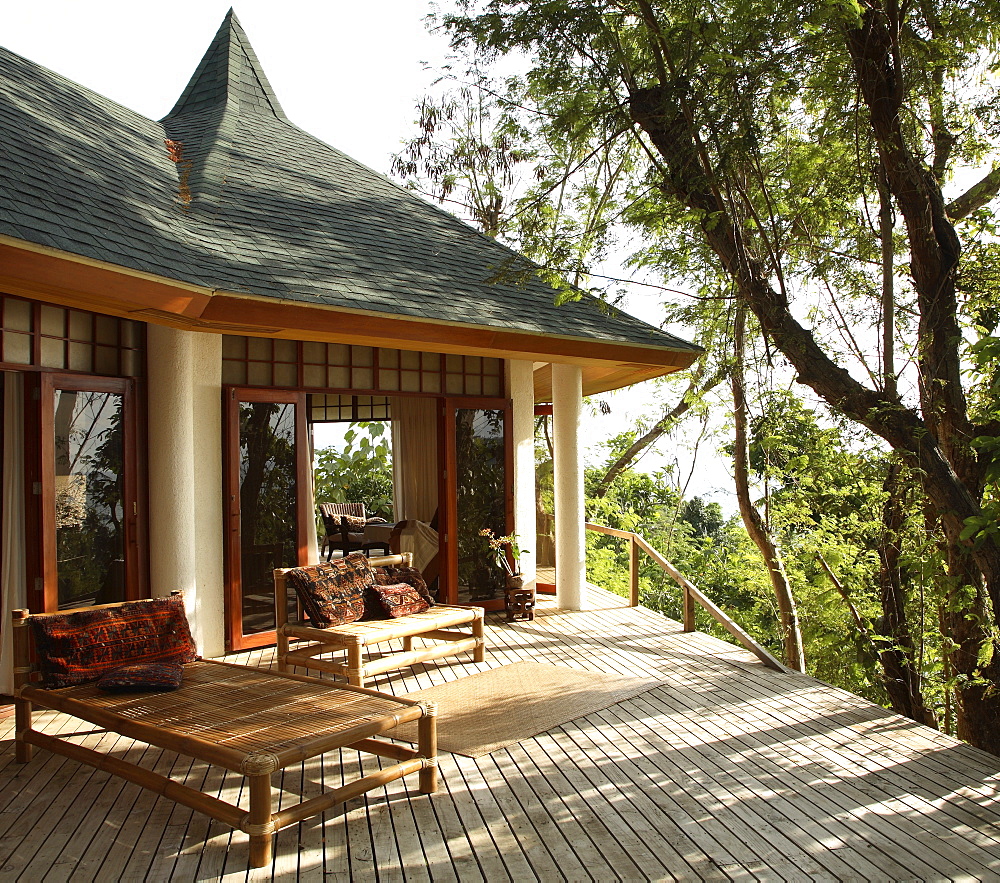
[593,365,726,498]
[946,166,1000,221]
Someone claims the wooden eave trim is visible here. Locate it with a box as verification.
[195,293,702,371]
[0,238,701,374]
[0,239,212,320]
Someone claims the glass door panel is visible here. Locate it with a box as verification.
[53,388,126,608]
[454,407,509,606]
[238,400,299,636]
[224,389,308,651]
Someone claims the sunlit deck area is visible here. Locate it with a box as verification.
[3,586,1000,881]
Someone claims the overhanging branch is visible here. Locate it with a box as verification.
[946,165,1000,221]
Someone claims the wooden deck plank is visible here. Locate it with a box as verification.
[540,608,976,875]
[624,689,917,881]
[76,741,185,881]
[650,663,1000,874]
[34,735,154,882]
[0,722,124,873]
[4,590,1000,880]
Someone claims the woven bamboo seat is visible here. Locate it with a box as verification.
[12,618,437,869]
[275,554,486,688]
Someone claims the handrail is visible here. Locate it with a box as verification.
[584,522,786,672]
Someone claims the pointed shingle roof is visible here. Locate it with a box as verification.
[0,13,700,359]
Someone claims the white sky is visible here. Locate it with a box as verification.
[4,1,452,173]
[4,1,733,509]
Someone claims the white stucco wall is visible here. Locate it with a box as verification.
[509,360,536,591]
[147,326,224,657]
[552,362,586,610]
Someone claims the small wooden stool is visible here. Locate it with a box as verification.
[504,584,535,621]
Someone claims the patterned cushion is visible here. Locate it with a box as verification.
[340,514,367,532]
[372,583,431,618]
[31,597,197,688]
[286,553,373,628]
[373,564,435,606]
[97,663,184,693]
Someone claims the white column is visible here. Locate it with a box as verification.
[147,325,224,657]
[190,332,224,656]
[551,362,585,610]
[509,360,536,592]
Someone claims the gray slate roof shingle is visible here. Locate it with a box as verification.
[0,11,699,355]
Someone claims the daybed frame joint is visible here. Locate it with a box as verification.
[242,752,281,775]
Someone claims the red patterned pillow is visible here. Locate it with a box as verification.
[373,564,434,606]
[373,583,430,618]
[286,553,373,628]
[31,597,196,688]
[97,663,184,693]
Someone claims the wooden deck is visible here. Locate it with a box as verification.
[3,587,1000,881]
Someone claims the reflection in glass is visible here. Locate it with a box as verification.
[455,409,506,603]
[54,390,125,608]
[239,401,298,634]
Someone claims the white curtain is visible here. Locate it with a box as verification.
[390,396,438,522]
[0,372,25,696]
[306,424,319,563]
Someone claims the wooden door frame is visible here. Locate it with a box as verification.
[31,372,144,613]
[439,396,514,608]
[223,387,310,652]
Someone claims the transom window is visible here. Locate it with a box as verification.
[222,336,503,397]
[0,294,143,377]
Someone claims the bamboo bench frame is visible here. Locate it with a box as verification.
[275,553,486,688]
[12,607,437,869]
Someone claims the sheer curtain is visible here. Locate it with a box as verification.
[390,396,438,522]
[306,426,319,563]
[0,372,24,696]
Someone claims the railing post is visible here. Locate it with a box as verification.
[629,537,639,607]
[682,584,696,632]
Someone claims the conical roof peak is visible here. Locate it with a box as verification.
[162,9,287,123]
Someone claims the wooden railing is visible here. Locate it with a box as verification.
[584,522,786,672]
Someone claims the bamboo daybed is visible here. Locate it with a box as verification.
[275,553,486,687]
[11,603,438,869]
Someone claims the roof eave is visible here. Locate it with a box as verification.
[0,237,700,395]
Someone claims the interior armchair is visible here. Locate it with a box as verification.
[318,502,389,560]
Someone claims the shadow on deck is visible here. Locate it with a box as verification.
[2,586,999,881]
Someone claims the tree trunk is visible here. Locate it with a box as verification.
[876,462,937,727]
[732,304,805,672]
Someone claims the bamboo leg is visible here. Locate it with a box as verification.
[403,636,413,652]
[472,612,486,663]
[417,701,438,794]
[276,627,290,673]
[246,773,274,868]
[347,639,365,688]
[12,609,32,763]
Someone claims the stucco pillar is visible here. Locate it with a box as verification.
[147,325,224,657]
[551,362,585,610]
[509,360,536,592]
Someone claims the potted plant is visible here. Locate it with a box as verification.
[478,528,528,588]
